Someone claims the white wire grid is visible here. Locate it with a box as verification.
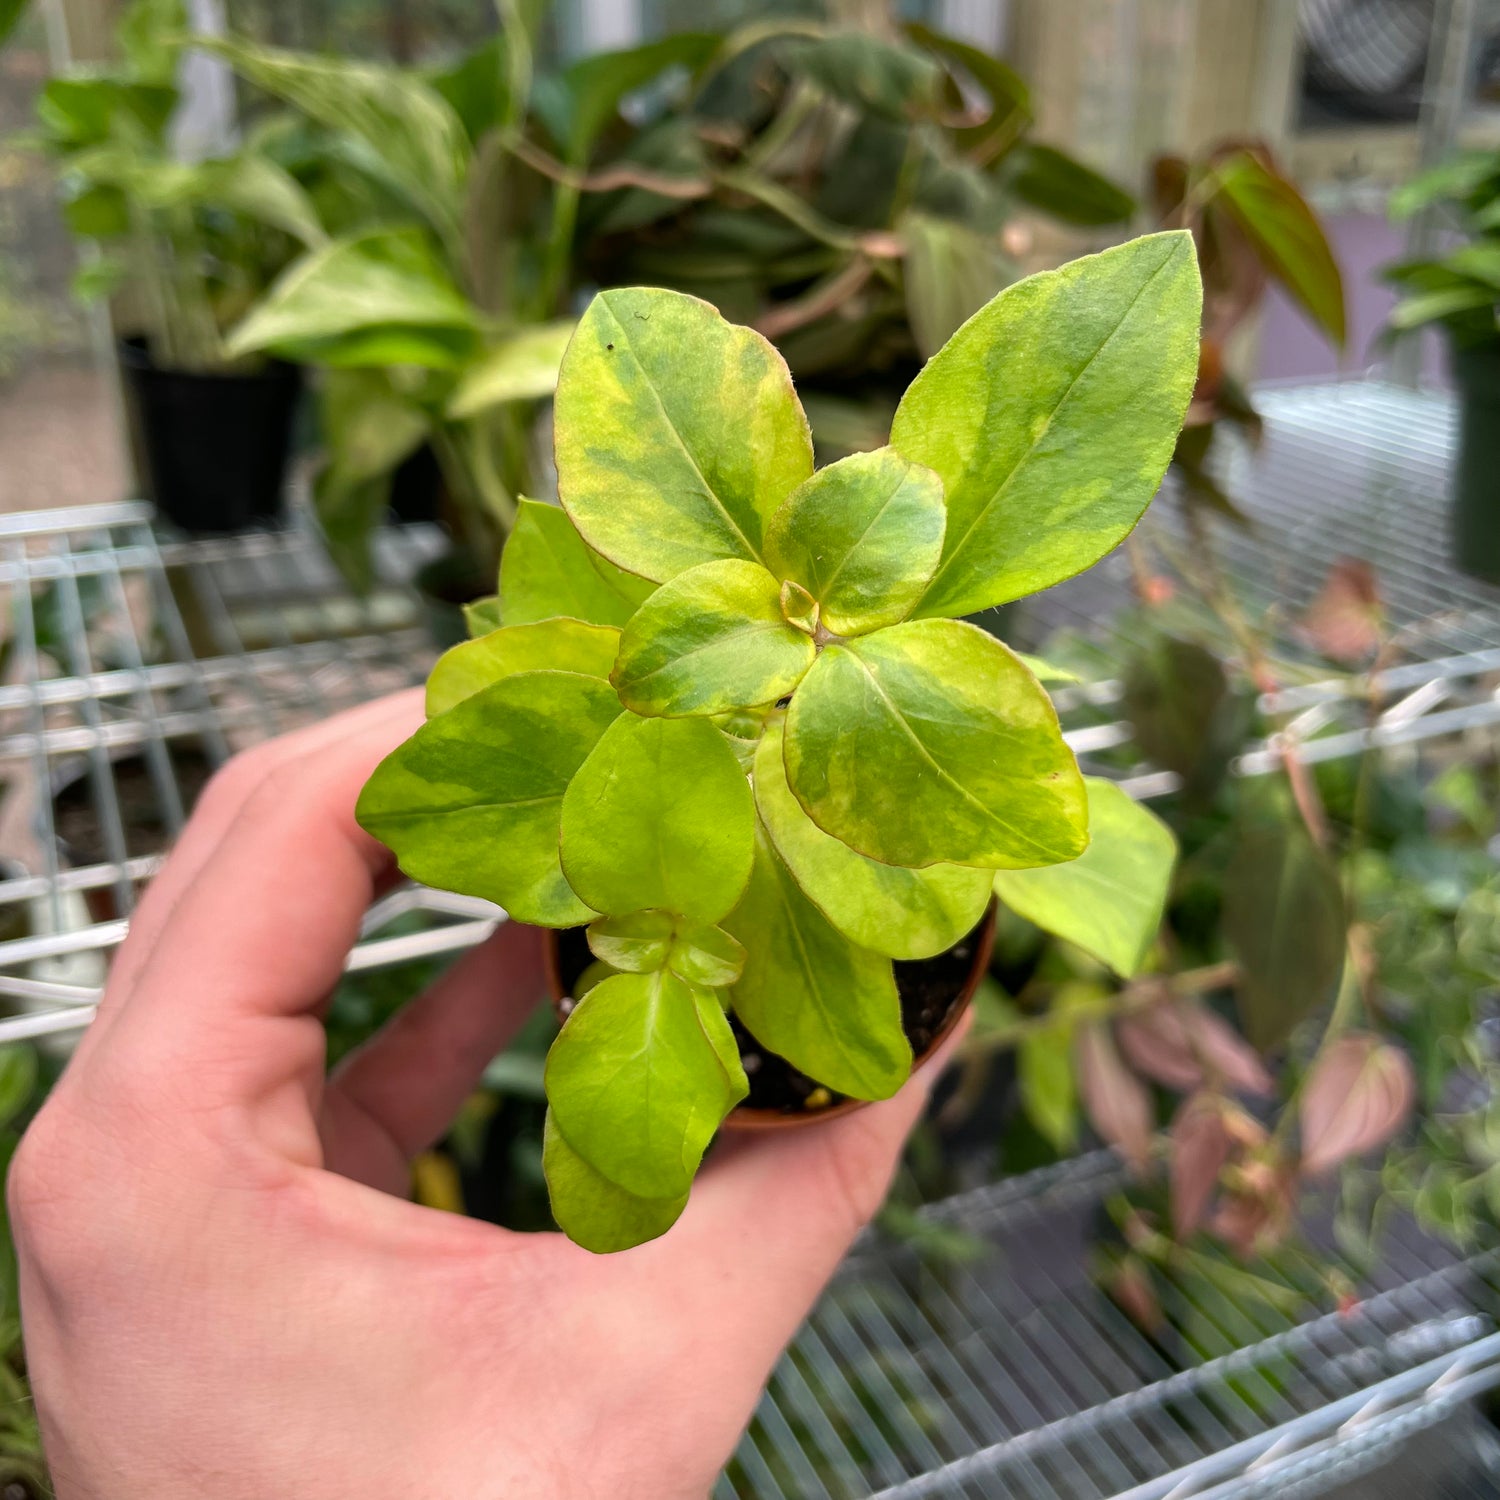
[0,500,496,1039]
[0,381,1495,1497]
[721,1153,1500,1500]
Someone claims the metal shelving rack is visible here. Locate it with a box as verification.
[1,380,1499,1497]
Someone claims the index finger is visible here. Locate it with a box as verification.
[104,694,427,1100]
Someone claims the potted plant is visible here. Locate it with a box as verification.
[357,230,1202,1251]
[209,23,721,628]
[581,13,1138,455]
[1384,146,1500,583]
[30,0,322,533]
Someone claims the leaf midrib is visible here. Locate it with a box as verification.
[598,298,762,566]
[922,245,1176,606]
[845,646,1063,864]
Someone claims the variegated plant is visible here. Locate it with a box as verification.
[358,231,1202,1252]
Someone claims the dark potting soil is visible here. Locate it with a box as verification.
[555,911,988,1117]
[52,743,217,866]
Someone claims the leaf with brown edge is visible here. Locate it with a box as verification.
[1298,558,1383,666]
[1300,1033,1416,1178]
[1116,999,1273,1097]
[1213,149,1346,347]
[1076,1023,1153,1170]
[1169,1092,1233,1239]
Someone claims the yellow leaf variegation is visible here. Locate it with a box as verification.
[357,243,1204,1251]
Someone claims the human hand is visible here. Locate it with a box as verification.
[10,692,959,1500]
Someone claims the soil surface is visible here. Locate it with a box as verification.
[555,912,987,1117]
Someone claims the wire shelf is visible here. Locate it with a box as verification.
[723,1153,1500,1500]
[2,381,1498,1040]
[0,501,486,1037]
[0,381,1496,1498]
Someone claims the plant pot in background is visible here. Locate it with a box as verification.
[546,903,995,1132]
[388,443,446,525]
[119,338,301,535]
[1450,342,1500,585]
[49,741,217,924]
[414,549,492,649]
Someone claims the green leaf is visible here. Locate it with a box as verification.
[1015,653,1078,684]
[545,968,746,1198]
[754,719,991,961]
[313,470,393,596]
[668,921,746,988]
[1020,1016,1077,1151]
[357,671,621,926]
[117,0,183,84]
[554,286,813,582]
[1390,150,1499,220]
[464,596,502,636]
[499,498,655,629]
[446,320,576,419]
[0,0,30,48]
[1214,152,1345,347]
[227,229,476,362]
[994,777,1176,978]
[1388,284,1496,332]
[726,823,910,1099]
[890,232,1201,616]
[560,713,755,923]
[611,559,816,717]
[901,211,1011,360]
[587,910,675,973]
[426,619,620,716]
[1224,821,1346,1052]
[764,447,946,636]
[546,32,721,162]
[0,1048,37,1133]
[782,31,942,122]
[192,152,328,249]
[427,34,512,145]
[784,618,1087,869]
[543,1112,688,1253]
[1002,143,1137,227]
[906,22,1030,158]
[320,368,430,484]
[205,37,469,246]
[779,580,819,636]
[314,369,430,591]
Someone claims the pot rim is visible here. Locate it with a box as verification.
[542,900,996,1133]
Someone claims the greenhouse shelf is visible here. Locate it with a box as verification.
[0,380,1497,1497]
[2,378,1498,1035]
[720,1153,1500,1500]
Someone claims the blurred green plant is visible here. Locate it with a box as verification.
[580,12,1136,450]
[213,2,1138,581]
[26,0,325,373]
[1384,147,1500,347]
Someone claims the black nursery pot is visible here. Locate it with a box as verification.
[545,903,996,1132]
[119,338,301,535]
[414,549,493,649]
[1451,342,1500,585]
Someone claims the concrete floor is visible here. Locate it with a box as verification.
[0,363,129,516]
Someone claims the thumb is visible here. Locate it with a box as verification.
[640,1019,970,1376]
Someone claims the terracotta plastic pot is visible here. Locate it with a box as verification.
[544,902,996,1133]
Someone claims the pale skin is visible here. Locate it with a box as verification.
[8,691,961,1500]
